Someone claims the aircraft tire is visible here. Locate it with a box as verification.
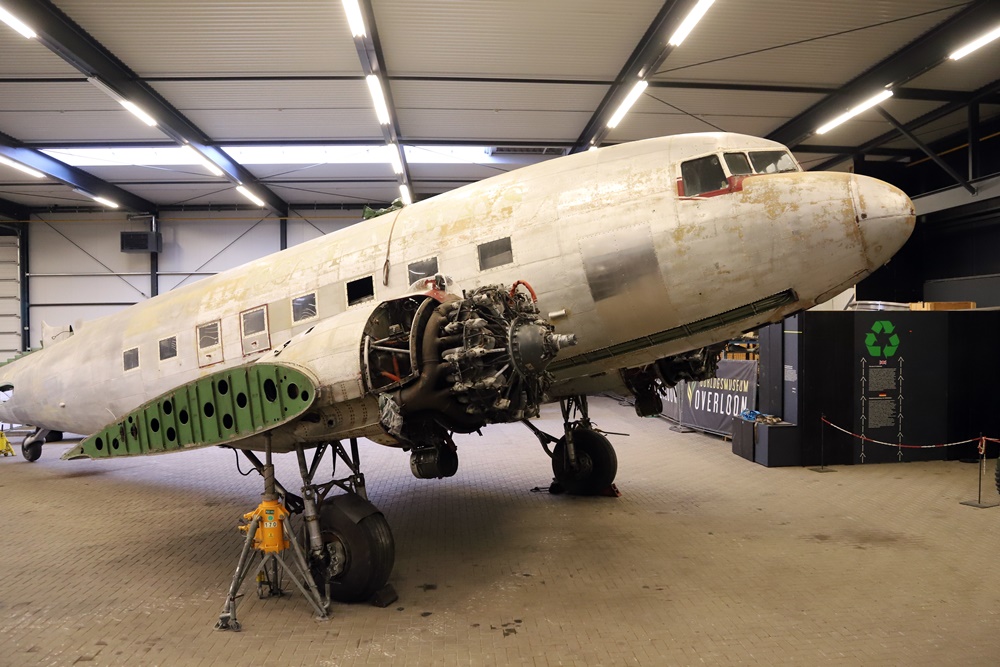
[551,429,618,496]
[315,497,395,604]
[21,440,42,462]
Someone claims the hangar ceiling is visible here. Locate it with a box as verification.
[0,0,999,219]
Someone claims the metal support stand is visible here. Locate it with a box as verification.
[960,438,999,509]
[810,414,837,473]
[216,441,329,631]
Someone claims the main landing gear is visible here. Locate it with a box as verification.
[216,437,396,630]
[523,396,619,496]
[20,428,49,462]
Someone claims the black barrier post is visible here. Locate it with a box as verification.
[960,435,999,509]
[810,414,836,473]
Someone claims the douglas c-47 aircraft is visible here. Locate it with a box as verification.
[0,132,913,627]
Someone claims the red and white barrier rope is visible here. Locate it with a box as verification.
[820,417,998,451]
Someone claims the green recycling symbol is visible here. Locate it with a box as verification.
[865,320,900,358]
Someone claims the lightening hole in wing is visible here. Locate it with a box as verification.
[179,409,189,424]
[237,392,248,408]
[167,427,176,442]
[301,390,309,402]
[112,438,120,450]
[150,418,160,433]
[204,402,215,418]
[218,379,229,395]
[287,383,299,400]
[163,399,173,415]
[95,437,103,451]
[223,414,234,430]
[263,379,278,402]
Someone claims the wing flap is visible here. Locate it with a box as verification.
[62,363,316,460]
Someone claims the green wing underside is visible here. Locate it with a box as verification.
[62,364,316,460]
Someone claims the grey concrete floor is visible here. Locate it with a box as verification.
[1,396,999,666]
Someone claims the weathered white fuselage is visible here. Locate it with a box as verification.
[0,133,914,450]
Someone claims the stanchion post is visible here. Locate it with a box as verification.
[810,413,836,473]
[961,435,999,509]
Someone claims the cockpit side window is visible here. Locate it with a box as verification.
[724,152,753,175]
[681,155,728,196]
[749,150,798,174]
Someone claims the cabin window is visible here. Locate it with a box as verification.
[478,237,513,270]
[123,347,139,371]
[292,293,317,323]
[241,306,271,355]
[347,276,375,306]
[407,257,438,285]
[749,150,798,174]
[158,336,177,361]
[198,322,221,349]
[724,152,753,175]
[681,155,728,196]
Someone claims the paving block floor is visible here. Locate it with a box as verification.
[1,396,999,666]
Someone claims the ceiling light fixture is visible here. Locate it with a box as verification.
[668,0,715,46]
[73,188,119,208]
[0,6,36,38]
[366,74,391,125]
[399,184,412,205]
[607,80,648,129]
[182,145,224,176]
[341,0,366,37]
[387,144,403,174]
[236,185,265,207]
[949,24,1000,60]
[87,77,158,127]
[815,89,893,135]
[0,155,45,178]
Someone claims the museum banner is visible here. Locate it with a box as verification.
[675,359,758,436]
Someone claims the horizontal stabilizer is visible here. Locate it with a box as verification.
[62,364,316,460]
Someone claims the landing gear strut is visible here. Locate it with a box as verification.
[220,437,397,630]
[524,396,619,496]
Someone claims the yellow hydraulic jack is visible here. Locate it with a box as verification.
[215,443,329,631]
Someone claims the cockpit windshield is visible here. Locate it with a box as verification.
[748,150,798,174]
[680,148,799,197]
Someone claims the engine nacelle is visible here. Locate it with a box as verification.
[361,280,575,473]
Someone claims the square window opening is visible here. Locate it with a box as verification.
[198,322,221,349]
[407,257,439,285]
[724,152,752,176]
[478,237,513,271]
[242,308,267,336]
[347,276,375,306]
[292,293,317,322]
[123,347,139,371]
[158,336,177,361]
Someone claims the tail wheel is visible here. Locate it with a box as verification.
[311,495,395,603]
[552,429,618,496]
[22,440,42,462]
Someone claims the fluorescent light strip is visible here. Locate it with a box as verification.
[73,188,119,208]
[607,80,648,129]
[816,89,893,135]
[341,0,366,37]
[949,24,1000,60]
[399,184,412,205]
[119,100,157,127]
[366,75,391,125]
[236,185,265,207]
[387,145,403,174]
[0,6,36,38]
[0,155,45,178]
[182,145,224,176]
[668,0,714,46]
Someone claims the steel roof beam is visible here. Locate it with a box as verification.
[0,197,31,221]
[344,0,413,201]
[4,0,288,217]
[809,76,1000,172]
[875,106,975,195]
[768,0,1000,149]
[572,0,704,153]
[0,130,156,212]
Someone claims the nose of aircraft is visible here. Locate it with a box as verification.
[852,174,915,268]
